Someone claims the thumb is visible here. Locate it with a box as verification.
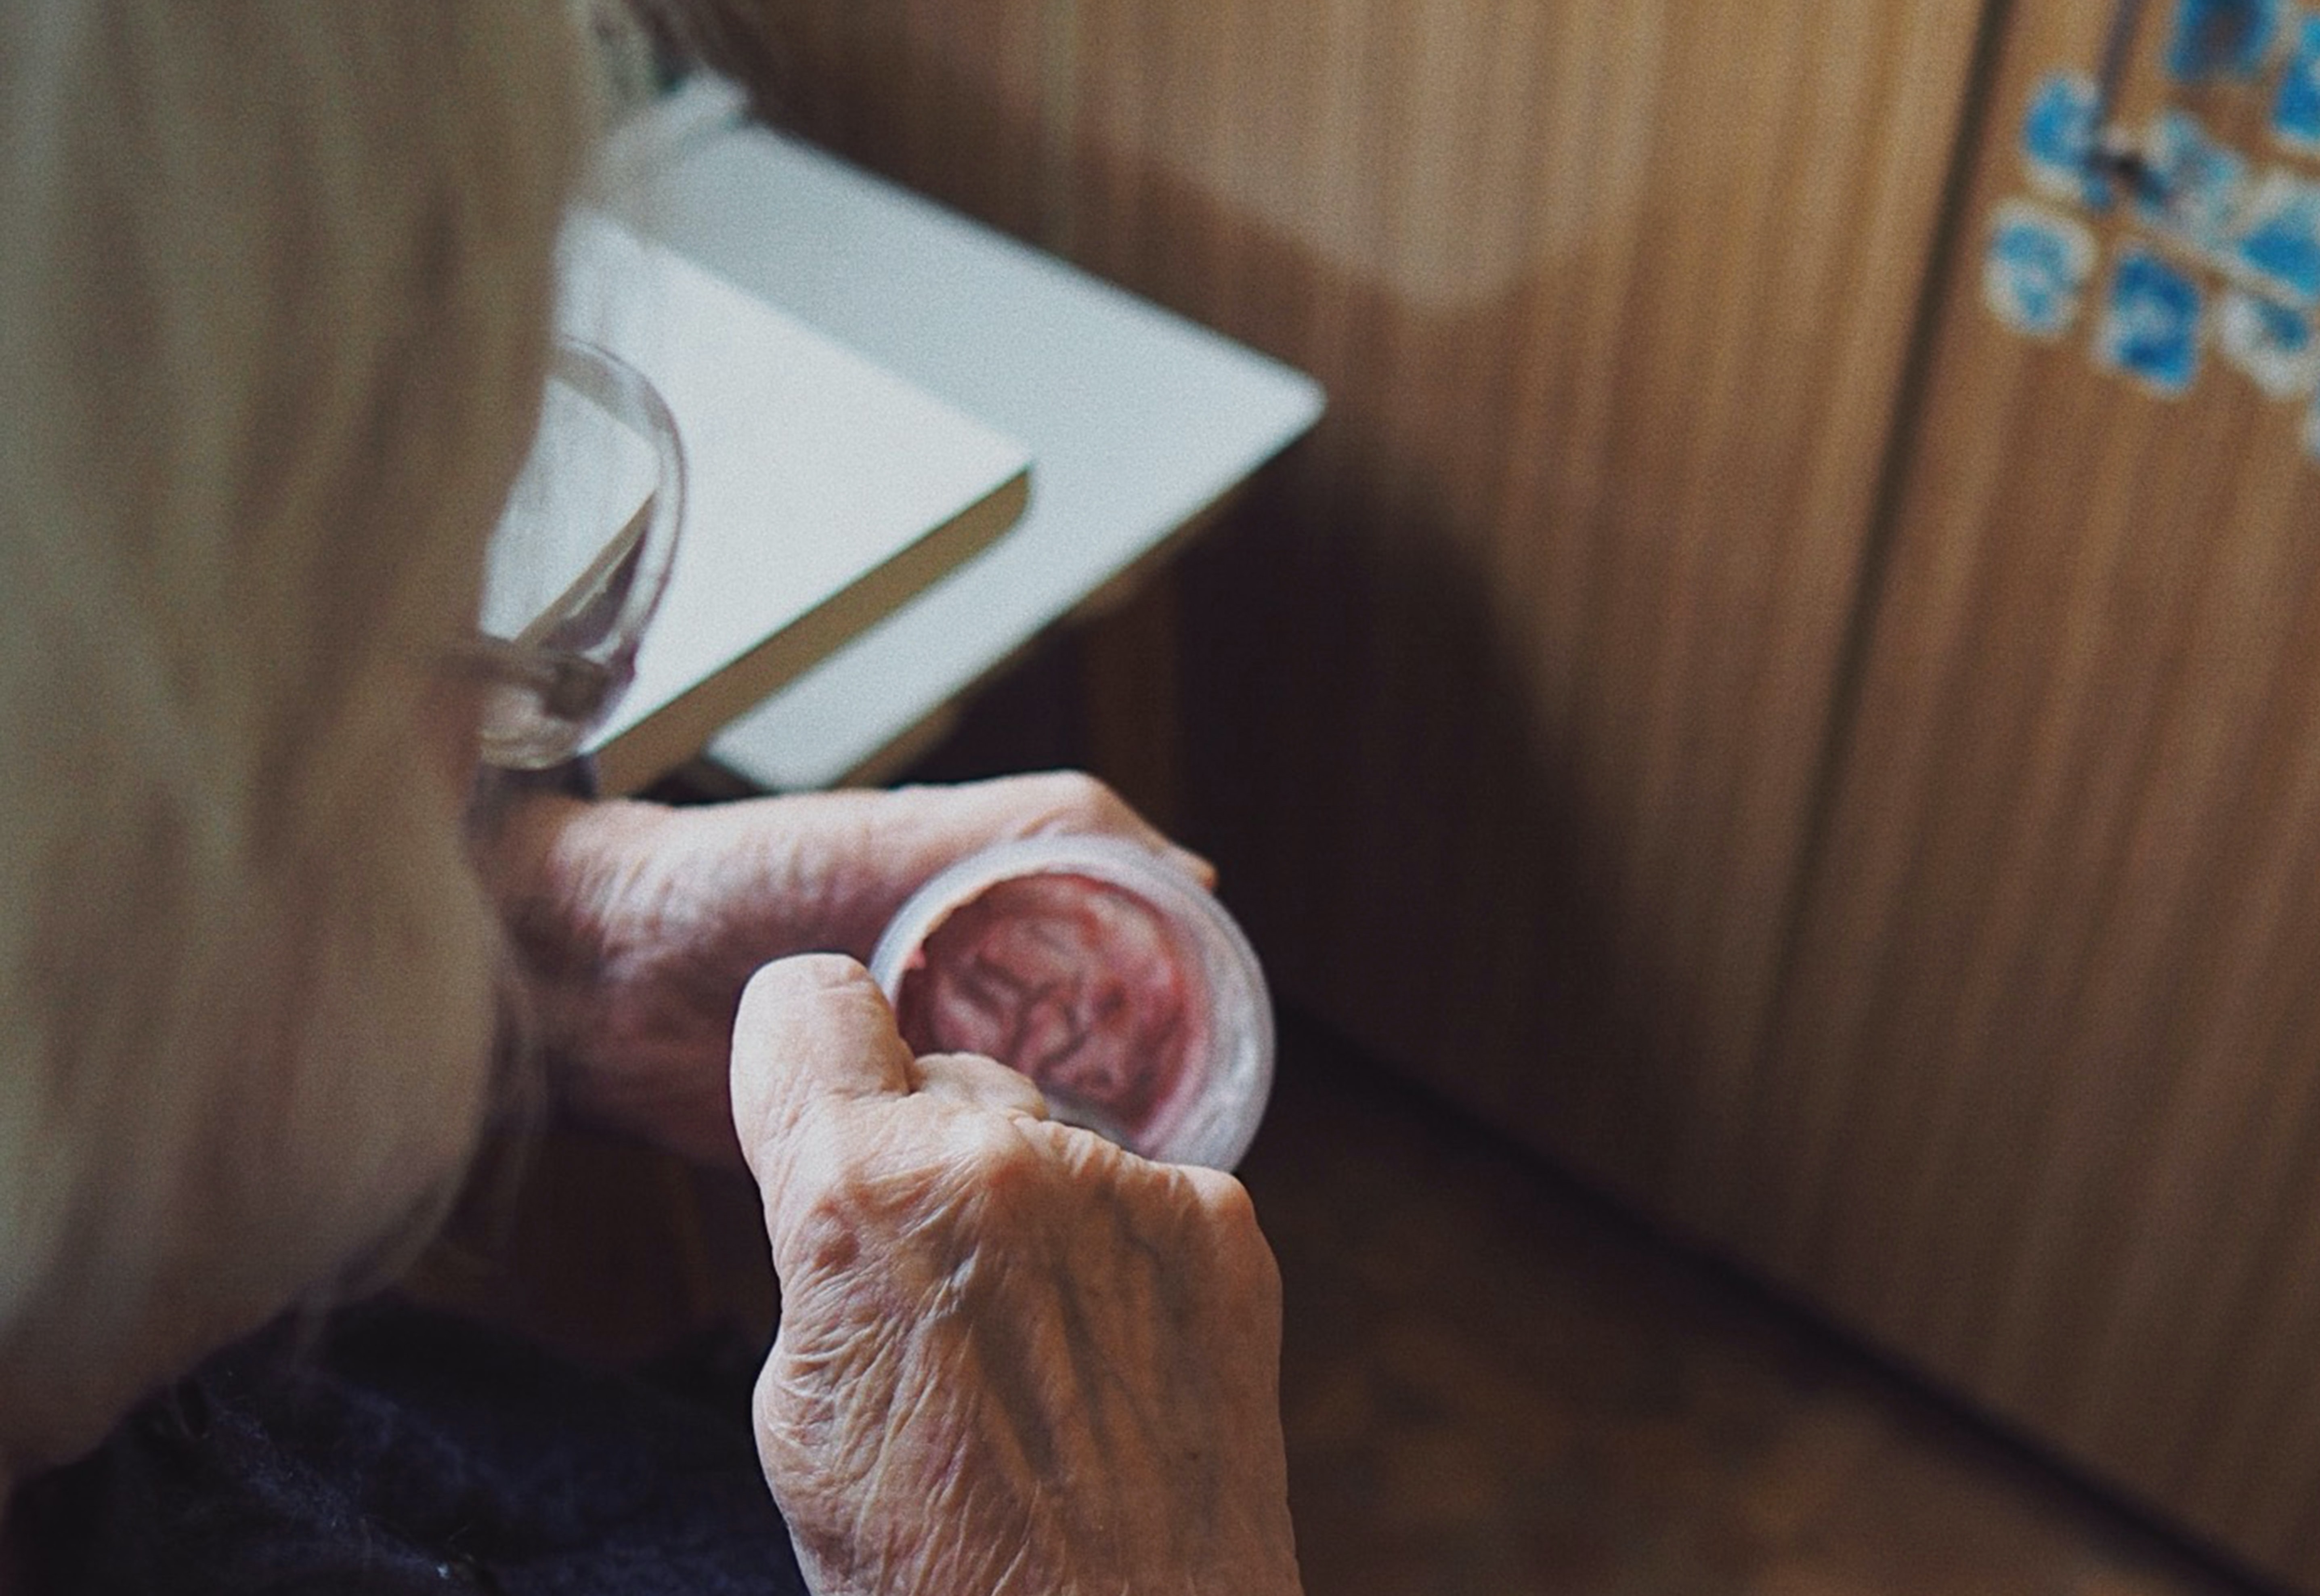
[730,954,913,1192]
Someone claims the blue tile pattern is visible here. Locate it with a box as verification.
[1986,202,2097,340]
[2166,0,2285,83]
[2098,248,2206,395]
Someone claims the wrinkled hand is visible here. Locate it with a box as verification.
[734,956,1302,1596]
[479,772,1207,1165]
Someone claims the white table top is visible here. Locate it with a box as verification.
[592,81,1325,792]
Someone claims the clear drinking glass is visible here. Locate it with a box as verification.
[462,336,686,770]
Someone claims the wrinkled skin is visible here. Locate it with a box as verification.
[479,771,1211,1166]
[479,771,1298,1590]
[733,956,1302,1596]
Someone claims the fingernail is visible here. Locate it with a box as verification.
[1170,847,1219,889]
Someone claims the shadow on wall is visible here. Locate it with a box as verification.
[746,19,1778,1223]
[1174,433,1683,1202]
[1064,103,1752,1214]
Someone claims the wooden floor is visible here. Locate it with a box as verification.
[1241,1014,2274,1596]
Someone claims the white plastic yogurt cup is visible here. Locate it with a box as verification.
[868,836,1275,1171]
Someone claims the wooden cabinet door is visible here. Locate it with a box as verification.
[720,0,2320,1584]
[745,0,1985,1217]
[1750,2,2320,1582]
[1065,0,1989,1212]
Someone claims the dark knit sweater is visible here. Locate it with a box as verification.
[14,1300,810,1594]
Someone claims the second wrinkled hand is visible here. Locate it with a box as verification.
[731,955,1303,1596]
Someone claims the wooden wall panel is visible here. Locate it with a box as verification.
[1752,4,2320,1582]
[748,0,1979,1348]
[743,0,1057,244]
[713,0,2320,1585]
[1041,1,1986,1215]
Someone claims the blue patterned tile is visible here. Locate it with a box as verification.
[2217,288,2320,395]
[2098,247,2206,396]
[2166,0,2285,82]
[1985,201,2098,340]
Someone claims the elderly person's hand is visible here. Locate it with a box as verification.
[733,955,1303,1596]
[478,772,1209,1166]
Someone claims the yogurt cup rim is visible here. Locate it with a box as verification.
[868,835,1274,1170]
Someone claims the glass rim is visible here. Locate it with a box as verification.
[464,335,687,771]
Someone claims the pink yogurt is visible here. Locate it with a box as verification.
[870,838,1273,1170]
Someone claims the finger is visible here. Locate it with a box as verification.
[908,1051,1052,1120]
[730,954,912,1186]
[1149,841,1219,892]
[904,770,1217,887]
[1009,771,1211,884]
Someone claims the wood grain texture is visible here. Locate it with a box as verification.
[722,2,2320,1586]
[739,0,1056,244]
[1036,0,1986,1219]
[759,0,1980,1380]
[1752,5,2320,1583]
